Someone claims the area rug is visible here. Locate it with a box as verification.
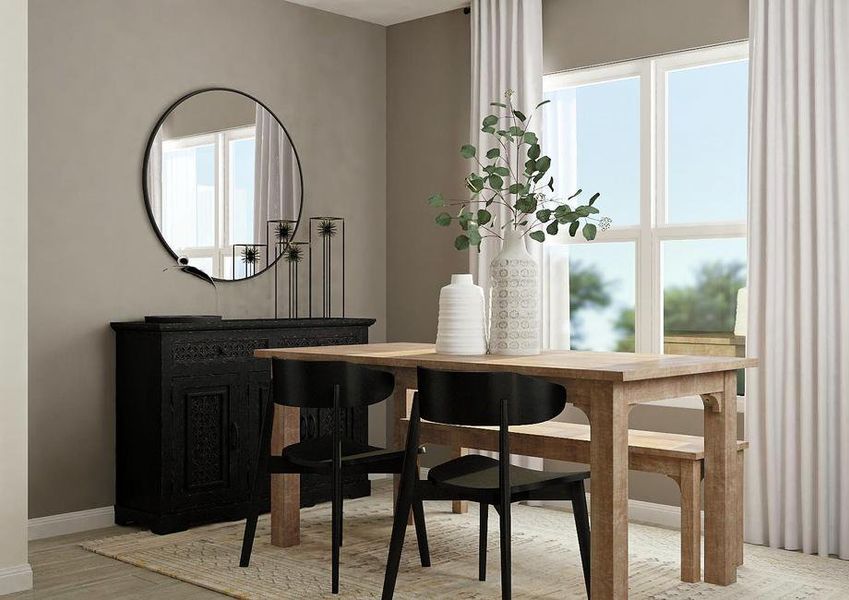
[82,486,849,599]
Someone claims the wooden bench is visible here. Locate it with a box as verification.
[403,409,747,583]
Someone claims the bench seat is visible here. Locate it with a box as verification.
[403,413,747,583]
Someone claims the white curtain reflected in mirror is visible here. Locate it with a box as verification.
[144,89,303,281]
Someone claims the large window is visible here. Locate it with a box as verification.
[544,43,748,399]
[161,126,256,279]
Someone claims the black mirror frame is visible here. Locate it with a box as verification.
[142,87,305,283]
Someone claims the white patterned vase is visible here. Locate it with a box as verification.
[488,228,540,355]
[435,274,487,355]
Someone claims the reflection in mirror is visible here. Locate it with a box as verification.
[145,89,302,280]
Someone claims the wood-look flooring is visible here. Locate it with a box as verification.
[7,527,226,599]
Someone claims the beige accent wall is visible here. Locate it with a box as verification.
[28,0,386,518]
[543,0,748,73]
[386,0,748,508]
[0,0,32,592]
[386,9,470,344]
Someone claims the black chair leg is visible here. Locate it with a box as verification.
[412,500,430,567]
[382,491,413,600]
[479,502,488,581]
[239,510,259,568]
[499,502,512,600]
[571,481,591,598]
[240,394,274,568]
[331,472,344,593]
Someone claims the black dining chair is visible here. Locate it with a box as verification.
[240,358,430,595]
[382,367,591,600]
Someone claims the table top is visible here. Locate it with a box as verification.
[255,342,756,382]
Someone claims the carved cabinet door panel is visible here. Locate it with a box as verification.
[168,373,243,510]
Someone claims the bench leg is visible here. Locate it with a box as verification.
[736,450,744,566]
[677,461,702,583]
[451,447,468,514]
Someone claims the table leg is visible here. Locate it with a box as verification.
[702,371,738,585]
[390,369,416,513]
[450,447,469,514]
[582,386,630,600]
[270,404,300,547]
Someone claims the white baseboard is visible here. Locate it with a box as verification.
[28,506,115,541]
[0,563,33,595]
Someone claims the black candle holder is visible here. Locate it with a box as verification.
[268,219,300,317]
[277,241,310,318]
[232,244,267,279]
[309,216,345,317]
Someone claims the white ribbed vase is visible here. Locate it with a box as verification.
[435,274,487,355]
[488,228,541,355]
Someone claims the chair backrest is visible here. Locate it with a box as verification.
[415,367,567,426]
[272,358,395,409]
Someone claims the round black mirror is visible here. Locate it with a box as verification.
[143,88,303,281]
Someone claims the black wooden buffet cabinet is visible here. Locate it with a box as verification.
[110,317,375,534]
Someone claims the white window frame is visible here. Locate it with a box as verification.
[543,42,749,411]
[162,125,256,278]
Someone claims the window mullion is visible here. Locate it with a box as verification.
[636,58,658,354]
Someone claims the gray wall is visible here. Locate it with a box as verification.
[0,0,30,588]
[28,0,387,518]
[543,0,748,73]
[386,0,748,508]
[386,9,469,343]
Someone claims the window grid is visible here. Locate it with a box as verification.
[543,42,749,373]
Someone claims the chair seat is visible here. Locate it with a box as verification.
[283,436,404,469]
[427,454,589,494]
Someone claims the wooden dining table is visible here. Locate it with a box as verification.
[255,342,756,599]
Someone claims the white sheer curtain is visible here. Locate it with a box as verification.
[469,0,544,294]
[746,0,849,558]
[254,105,298,249]
[470,0,544,470]
[161,147,198,249]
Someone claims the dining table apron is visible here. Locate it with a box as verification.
[254,342,756,600]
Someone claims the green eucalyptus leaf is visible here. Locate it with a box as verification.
[435,212,452,226]
[490,102,507,108]
[536,156,551,173]
[589,192,600,205]
[486,147,500,159]
[575,206,591,217]
[508,125,524,136]
[582,223,598,241]
[568,188,583,200]
[513,109,527,122]
[477,209,492,225]
[508,183,524,195]
[492,166,510,177]
[528,144,541,160]
[535,99,551,109]
[523,131,538,145]
[489,174,504,190]
[460,144,476,159]
[569,220,580,236]
[529,230,546,243]
[482,115,499,127]
[481,125,495,134]
[468,226,482,246]
[427,193,445,207]
[454,234,470,251]
[586,206,600,214]
[547,176,554,192]
[524,158,537,174]
[536,208,552,222]
[546,220,559,235]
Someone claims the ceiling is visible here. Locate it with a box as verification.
[286,0,469,26]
